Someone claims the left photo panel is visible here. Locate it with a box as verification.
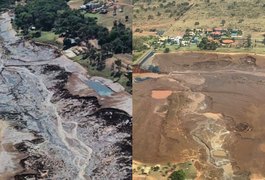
[0,0,132,179]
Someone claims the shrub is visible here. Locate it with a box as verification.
[168,170,186,180]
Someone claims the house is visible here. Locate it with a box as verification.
[181,40,190,46]
[99,8,108,14]
[188,31,195,36]
[230,29,242,37]
[85,2,102,11]
[221,39,234,44]
[69,38,77,46]
[212,31,222,35]
[205,28,213,34]
[231,32,238,37]
[80,5,87,9]
[211,31,222,39]
[170,36,182,45]
[191,36,200,44]
[30,26,36,30]
[213,27,223,32]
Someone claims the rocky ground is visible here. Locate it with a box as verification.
[0,11,131,180]
[133,52,265,179]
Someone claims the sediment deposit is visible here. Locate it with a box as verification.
[0,12,131,179]
[133,52,265,179]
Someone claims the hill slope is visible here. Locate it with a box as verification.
[133,0,265,37]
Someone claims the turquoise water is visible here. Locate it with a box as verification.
[86,80,113,96]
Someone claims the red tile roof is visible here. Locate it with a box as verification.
[222,39,234,44]
[212,31,221,35]
[214,27,223,31]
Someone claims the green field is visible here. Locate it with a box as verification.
[133,161,197,179]
[33,31,61,46]
[84,12,100,19]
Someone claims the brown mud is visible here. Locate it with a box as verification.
[133,52,265,179]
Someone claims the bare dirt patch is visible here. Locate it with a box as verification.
[151,90,172,99]
[68,0,84,9]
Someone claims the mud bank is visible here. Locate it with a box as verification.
[152,51,265,73]
[0,11,131,179]
[133,52,265,179]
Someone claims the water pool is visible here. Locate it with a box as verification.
[86,80,113,96]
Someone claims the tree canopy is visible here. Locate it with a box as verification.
[0,0,15,10]
[198,37,218,50]
[14,1,132,54]
[15,0,68,31]
[168,170,186,180]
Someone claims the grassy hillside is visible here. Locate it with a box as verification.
[133,0,265,37]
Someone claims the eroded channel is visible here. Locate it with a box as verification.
[0,11,131,179]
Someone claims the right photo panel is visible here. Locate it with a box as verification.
[132,0,265,179]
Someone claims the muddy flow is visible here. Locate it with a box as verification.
[133,53,265,179]
[0,12,131,179]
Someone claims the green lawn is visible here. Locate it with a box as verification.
[84,13,100,19]
[33,31,60,45]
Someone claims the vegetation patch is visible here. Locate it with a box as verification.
[33,31,60,45]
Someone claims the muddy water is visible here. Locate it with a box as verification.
[0,11,131,179]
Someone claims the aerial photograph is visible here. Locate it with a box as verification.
[0,0,132,179]
[133,0,265,179]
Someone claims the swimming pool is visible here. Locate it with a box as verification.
[86,80,113,96]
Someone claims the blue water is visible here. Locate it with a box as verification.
[86,80,113,96]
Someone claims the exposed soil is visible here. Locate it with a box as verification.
[133,52,265,179]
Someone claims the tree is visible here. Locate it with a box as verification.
[0,0,15,10]
[198,37,218,50]
[194,22,200,26]
[221,19,226,26]
[164,47,170,53]
[168,170,186,180]
[148,15,154,20]
[108,21,132,53]
[125,71,132,87]
[246,35,252,48]
[15,0,68,32]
